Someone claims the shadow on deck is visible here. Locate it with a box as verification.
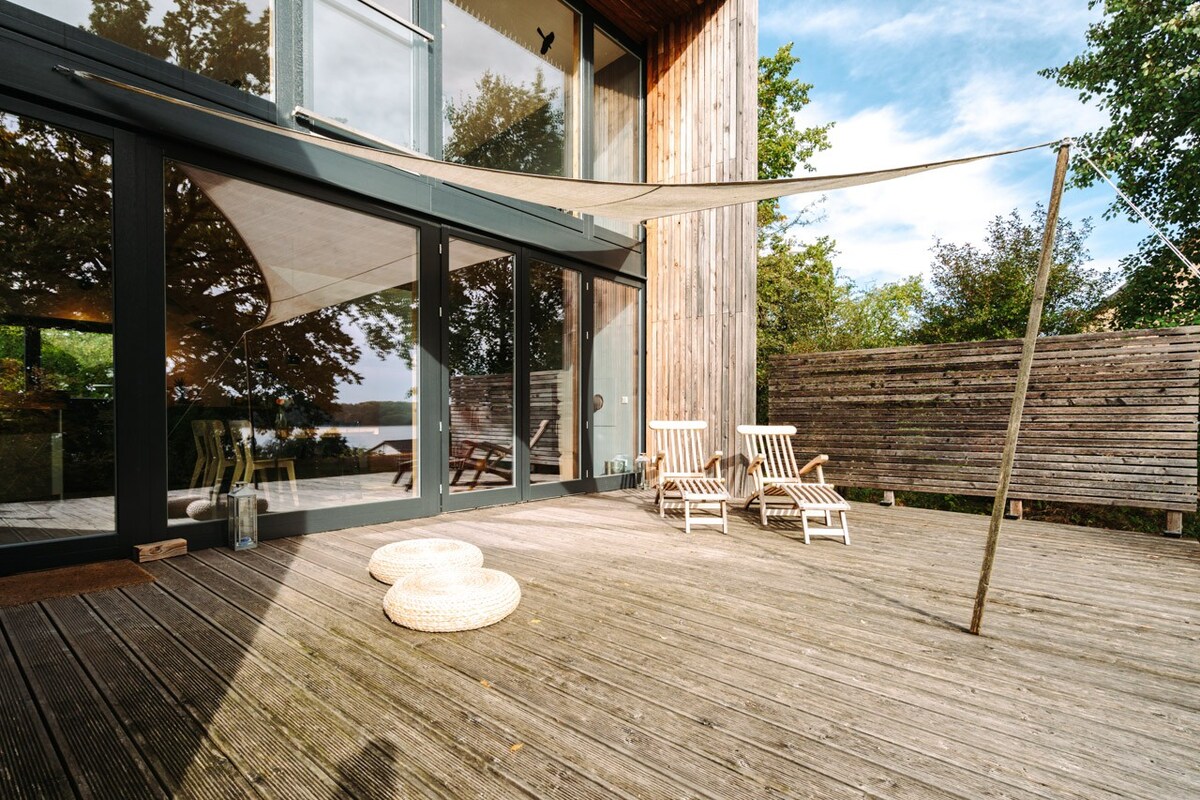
[2,491,1198,799]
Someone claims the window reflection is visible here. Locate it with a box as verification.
[529,262,579,483]
[312,0,430,152]
[0,111,115,545]
[447,238,515,492]
[593,280,639,476]
[165,162,420,524]
[442,0,579,176]
[19,0,272,97]
[592,30,641,239]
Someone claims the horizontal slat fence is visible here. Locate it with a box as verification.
[769,326,1200,512]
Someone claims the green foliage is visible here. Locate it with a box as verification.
[913,206,1113,344]
[757,44,833,232]
[755,236,922,419]
[1042,1,1199,328]
[444,71,565,176]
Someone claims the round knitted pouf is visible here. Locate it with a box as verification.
[185,499,218,520]
[168,495,203,519]
[383,568,520,632]
[368,538,484,585]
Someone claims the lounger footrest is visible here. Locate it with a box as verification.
[674,478,729,502]
[776,483,849,510]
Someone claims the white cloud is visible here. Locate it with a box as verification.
[948,73,1107,145]
[782,99,1029,285]
[773,55,1121,287]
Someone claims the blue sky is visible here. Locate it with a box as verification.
[759,0,1145,287]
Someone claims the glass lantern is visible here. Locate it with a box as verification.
[227,481,259,550]
[635,453,650,490]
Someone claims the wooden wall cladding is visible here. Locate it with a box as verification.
[769,327,1200,512]
[645,0,758,494]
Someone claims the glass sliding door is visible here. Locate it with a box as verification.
[446,237,516,494]
[528,262,580,484]
[592,278,640,477]
[0,110,116,548]
[164,161,421,526]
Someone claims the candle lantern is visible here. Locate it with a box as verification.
[635,453,650,490]
[227,481,259,551]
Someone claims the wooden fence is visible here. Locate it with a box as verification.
[450,371,573,470]
[769,326,1200,513]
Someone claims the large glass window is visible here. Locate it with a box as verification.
[442,0,579,176]
[21,1,272,97]
[592,30,641,239]
[592,279,639,476]
[0,111,116,545]
[528,262,580,483]
[311,0,431,152]
[447,238,516,492]
[164,162,420,525]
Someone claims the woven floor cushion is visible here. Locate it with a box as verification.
[368,538,484,585]
[168,496,203,519]
[383,567,520,632]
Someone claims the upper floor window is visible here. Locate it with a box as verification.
[441,0,580,177]
[310,0,432,152]
[20,0,272,97]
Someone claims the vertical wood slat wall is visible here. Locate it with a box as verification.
[645,0,758,494]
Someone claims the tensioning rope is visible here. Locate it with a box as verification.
[1076,146,1199,279]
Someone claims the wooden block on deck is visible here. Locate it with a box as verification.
[134,538,187,563]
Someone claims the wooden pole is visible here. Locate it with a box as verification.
[970,140,1071,636]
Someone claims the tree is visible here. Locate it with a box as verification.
[757,44,833,233]
[444,71,566,176]
[1042,2,1200,329]
[755,236,922,419]
[913,207,1112,344]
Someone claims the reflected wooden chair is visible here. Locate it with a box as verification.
[649,420,728,534]
[738,424,850,544]
[450,419,550,489]
[230,419,299,505]
[207,420,244,498]
[189,420,211,490]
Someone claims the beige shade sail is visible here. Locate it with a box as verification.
[69,69,1055,223]
[181,165,419,328]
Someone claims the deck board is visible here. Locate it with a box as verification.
[1,491,1198,799]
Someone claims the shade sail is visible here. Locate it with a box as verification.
[68,69,1055,223]
[181,166,419,328]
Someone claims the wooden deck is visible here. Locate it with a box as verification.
[2,491,1198,799]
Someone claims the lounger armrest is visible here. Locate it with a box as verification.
[797,453,830,476]
[704,450,724,479]
[747,454,765,475]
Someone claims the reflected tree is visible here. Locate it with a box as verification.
[89,0,270,94]
[448,258,514,377]
[444,71,565,175]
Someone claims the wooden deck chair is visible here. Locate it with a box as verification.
[206,420,244,498]
[738,424,850,544]
[189,420,211,490]
[649,420,728,534]
[230,420,299,504]
[450,419,551,489]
